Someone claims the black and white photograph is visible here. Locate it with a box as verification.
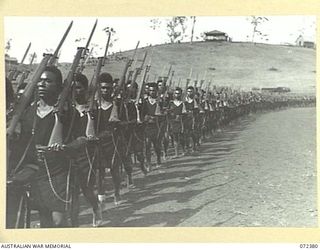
[5,15,316,229]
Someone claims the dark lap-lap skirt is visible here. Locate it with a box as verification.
[170,119,183,134]
[98,133,122,169]
[145,123,160,140]
[30,151,71,213]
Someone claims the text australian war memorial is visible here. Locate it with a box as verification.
[5,17,316,229]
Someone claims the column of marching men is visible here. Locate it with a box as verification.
[6,65,315,228]
[5,26,316,228]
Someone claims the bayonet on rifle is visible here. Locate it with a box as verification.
[86,35,113,136]
[48,21,73,66]
[131,51,148,85]
[119,41,140,88]
[17,52,36,89]
[9,42,32,81]
[21,42,31,64]
[77,19,98,73]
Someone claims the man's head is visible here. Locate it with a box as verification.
[126,80,138,99]
[73,73,88,103]
[113,78,120,87]
[187,86,195,98]
[174,87,182,100]
[37,66,63,104]
[157,80,166,94]
[16,81,28,99]
[201,89,206,100]
[144,83,149,95]
[98,72,113,101]
[148,82,158,98]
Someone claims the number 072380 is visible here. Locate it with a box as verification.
[300,244,318,248]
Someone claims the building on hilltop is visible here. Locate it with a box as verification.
[5,54,18,65]
[5,54,18,72]
[204,30,229,42]
[295,35,316,49]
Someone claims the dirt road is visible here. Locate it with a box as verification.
[77,107,317,227]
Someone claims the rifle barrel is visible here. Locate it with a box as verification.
[77,20,98,73]
[56,47,85,113]
[102,32,111,65]
[133,41,140,59]
[140,51,148,68]
[29,52,36,65]
[20,42,31,64]
[166,65,172,78]
[48,20,73,66]
[85,19,98,51]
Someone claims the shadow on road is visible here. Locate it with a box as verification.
[77,113,259,227]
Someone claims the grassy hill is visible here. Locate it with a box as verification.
[61,41,316,93]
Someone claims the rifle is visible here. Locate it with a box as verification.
[119,41,140,89]
[84,47,94,66]
[48,21,73,66]
[167,70,175,91]
[163,64,172,85]
[183,67,193,100]
[130,51,148,91]
[177,78,181,88]
[48,47,85,145]
[194,73,199,89]
[135,64,150,123]
[7,21,73,138]
[9,42,32,81]
[64,20,100,140]
[85,32,112,137]
[160,65,166,79]
[204,78,212,110]
[134,50,151,114]
[162,66,174,110]
[77,19,98,73]
[199,70,207,90]
[125,70,134,84]
[145,74,150,83]
[16,52,36,90]
[144,48,154,82]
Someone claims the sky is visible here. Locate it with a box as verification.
[4,16,316,63]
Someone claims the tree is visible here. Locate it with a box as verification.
[200,32,206,41]
[150,18,162,30]
[75,37,86,43]
[5,39,12,55]
[247,16,269,44]
[166,16,188,43]
[190,16,196,44]
[149,17,190,44]
[102,27,118,51]
[90,43,100,57]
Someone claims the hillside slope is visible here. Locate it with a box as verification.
[67,41,316,93]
